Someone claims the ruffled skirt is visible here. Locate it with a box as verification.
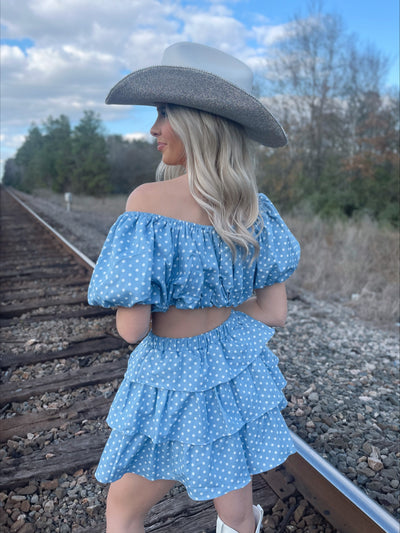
[95,311,296,500]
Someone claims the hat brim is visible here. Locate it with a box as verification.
[105,66,287,148]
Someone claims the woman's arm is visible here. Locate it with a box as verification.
[235,282,287,327]
[116,305,151,344]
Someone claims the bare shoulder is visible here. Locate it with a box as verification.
[125,175,189,216]
[125,182,162,212]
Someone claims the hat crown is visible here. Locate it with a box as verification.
[161,42,253,93]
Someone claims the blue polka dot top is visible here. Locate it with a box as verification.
[88,193,300,312]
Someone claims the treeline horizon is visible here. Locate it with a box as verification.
[3,4,399,226]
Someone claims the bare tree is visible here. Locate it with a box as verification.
[258,1,396,221]
[266,2,349,183]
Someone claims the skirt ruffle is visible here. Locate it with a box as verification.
[95,311,296,500]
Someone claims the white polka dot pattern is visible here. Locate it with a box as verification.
[87,194,300,312]
[89,193,300,501]
[95,312,297,500]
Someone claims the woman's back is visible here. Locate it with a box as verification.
[126,174,231,337]
[126,174,212,227]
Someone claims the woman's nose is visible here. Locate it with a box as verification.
[150,119,160,137]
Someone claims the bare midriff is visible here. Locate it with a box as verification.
[151,306,231,338]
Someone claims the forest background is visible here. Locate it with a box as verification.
[3,6,398,225]
[3,5,399,326]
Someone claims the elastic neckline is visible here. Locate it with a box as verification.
[120,209,216,230]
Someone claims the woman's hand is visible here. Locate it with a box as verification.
[235,283,287,327]
[116,305,151,344]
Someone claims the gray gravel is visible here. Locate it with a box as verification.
[4,190,399,529]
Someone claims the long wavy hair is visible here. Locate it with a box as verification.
[156,104,261,258]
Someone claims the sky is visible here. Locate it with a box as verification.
[1,0,399,178]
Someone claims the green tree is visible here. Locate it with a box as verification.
[13,124,44,191]
[71,110,110,196]
[2,158,22,189]
[106,135,159,193]
[40,115,74,192]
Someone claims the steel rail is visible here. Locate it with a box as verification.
[5,186,399,533]
[6,187,96,270]
[290,431,399,533]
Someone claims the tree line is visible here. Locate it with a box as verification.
[3,111,159,197]
[3,3,399,225]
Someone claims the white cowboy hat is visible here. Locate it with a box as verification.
[106,42,287,147]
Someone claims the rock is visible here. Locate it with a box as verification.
[41,479,59,491]
[16,485,37,496]
[383,453,396,467]
[19,525,35,533]
[55,487,66,499]
[86,504,102,517]
[294,500,307,522]
[10,495,26,502]
[368,456,383,472]
[356,465,376,478]
[0,507,8,526]
[378,493,398,507]
[272,499,287,514]
[20,501,30,513]
[308,392,319,402]
[10,510,20,521]
[362,442,373,455]
[76,475,88,485]
[10,518,25,532]
[43,499,55,515]
[263,515,278,528]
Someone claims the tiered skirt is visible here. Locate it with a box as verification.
[95,311,296,501]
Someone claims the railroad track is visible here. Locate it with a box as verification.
[0,186,398,533]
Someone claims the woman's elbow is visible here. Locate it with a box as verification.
[256,284,288,328]
[116,306,150,344]
[271,310,287,328]
[116,325,147,344]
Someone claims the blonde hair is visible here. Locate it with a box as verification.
[156,104,261,257]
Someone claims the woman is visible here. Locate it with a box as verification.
[88,42,300,533]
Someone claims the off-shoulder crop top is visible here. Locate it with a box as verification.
[88,193,300,313]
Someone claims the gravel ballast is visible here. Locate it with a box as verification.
[3,190,398,530]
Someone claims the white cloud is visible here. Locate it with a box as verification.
[123,132,153,143]
[0,131,27,170]
[1,45,26,65]
[252,20,297,47]
[0,0,300,169]
[182,12,247,53]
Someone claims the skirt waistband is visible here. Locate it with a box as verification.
[147,310,274,349]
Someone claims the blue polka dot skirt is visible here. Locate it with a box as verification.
[95,311,296,501]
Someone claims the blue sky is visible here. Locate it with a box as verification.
[1,0,398,178]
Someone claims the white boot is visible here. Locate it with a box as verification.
[253,505,264,533]
[216,504,264,533]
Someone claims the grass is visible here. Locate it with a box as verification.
[287,214,399,328]
[34,188,128,218]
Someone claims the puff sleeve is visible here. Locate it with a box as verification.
[254,194,300,287]
[87,212,168,309]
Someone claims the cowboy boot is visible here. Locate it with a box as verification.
[216,504,264,533]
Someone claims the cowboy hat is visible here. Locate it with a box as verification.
[106,42,287,147]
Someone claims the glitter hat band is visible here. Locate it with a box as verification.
[105,42,287,148]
